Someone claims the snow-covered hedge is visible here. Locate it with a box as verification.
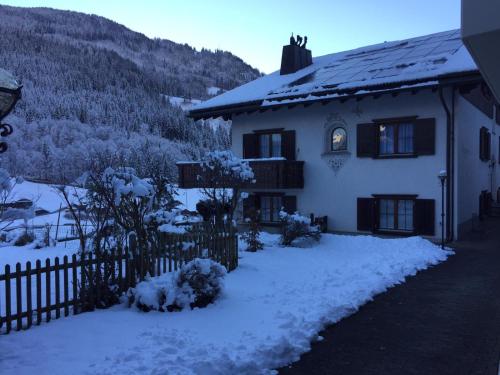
[279,211,321,246]
[127,258,226,312]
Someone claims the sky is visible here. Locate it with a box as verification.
[1,0,462,73]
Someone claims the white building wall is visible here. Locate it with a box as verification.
[454,94,499,236]
[231,90,448,238]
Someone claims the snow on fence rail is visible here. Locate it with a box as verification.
[0,227,238,334]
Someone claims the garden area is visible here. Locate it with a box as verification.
[0,152,453,374]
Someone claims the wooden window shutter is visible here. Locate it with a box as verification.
[414,118,436,155]
[357,198,375,231]
[243,133,259,159]
[479,127,485,161]
[281,130,296,160]
[282,195,297,214]
[242,194,259,218]
[486,131,491,161]
[356,123,377,157]
[414,199,435,236]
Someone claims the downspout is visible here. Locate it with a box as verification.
[450,88,456,241]
[439,86,454,242]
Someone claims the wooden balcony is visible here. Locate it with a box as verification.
[177,159,304,189]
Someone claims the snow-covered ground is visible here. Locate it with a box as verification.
[0,233,451,375]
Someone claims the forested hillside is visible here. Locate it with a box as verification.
[0,5,261,183]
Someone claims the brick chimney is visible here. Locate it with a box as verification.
[280,34,312,75]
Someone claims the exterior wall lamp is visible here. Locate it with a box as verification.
[0,68,22,153]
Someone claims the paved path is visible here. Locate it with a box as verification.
[279,218,500,375]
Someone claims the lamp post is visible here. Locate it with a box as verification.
[0,68,22,153]
[438,170,447,249]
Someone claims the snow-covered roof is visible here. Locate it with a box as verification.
[190,30,478,119]
[0,68,21,91]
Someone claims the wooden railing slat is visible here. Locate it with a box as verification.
[5,264,11,333]
[45,258,51,322]
[71,254,78,315]
[36,260,42,325]
[15,263,22,331]
[55,257,61,319]
[63,256,69,317]
[26,261,32,328]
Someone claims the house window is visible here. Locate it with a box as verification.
[379,123,414,155]
[259,133,282,158]
[331,127,347,151]
[260,195,282,222]
[379,198,414,232]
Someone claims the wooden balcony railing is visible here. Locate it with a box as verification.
[177,159,304,189]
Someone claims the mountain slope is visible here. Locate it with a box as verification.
[0,5,260,182]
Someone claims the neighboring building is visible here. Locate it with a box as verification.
[462,0,500,102]
[179,30,500,241]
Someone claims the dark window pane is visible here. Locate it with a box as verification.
[398,123,414,153]
[260,196,271,221]
[259,134,270,158]
[398,199,414,231]
[379,125,395,154]
[271,133,282,157]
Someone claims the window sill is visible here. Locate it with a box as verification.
[375,153,417,159]
[321,150,350,156]
[374,228,415,236]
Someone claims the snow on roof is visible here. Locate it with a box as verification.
[192,30,477,115]
[0,68,21,91]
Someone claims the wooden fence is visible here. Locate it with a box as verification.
[0,228,238,334]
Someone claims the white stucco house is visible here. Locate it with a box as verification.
[179,29,500,241]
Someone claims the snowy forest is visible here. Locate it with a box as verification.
[0,5,261,183]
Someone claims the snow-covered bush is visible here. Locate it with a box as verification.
[33,224,56,249]
[241,208,263,252]
[279,211,321,246]
[13,231,35,246]
[175,258,227,309]
[127,258,226,312]
[127,274,172,312]
[197,151,254,224]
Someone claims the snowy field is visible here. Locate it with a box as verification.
[0,233,451,375]
[0,180,203,269]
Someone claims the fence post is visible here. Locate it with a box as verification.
[54,257,61,319]
[36,260,42,324]
[45,258,51,323]
[63,256,69,317]
[5,264,11,333]
[26,261,32,328]
[15,263,22,331]
[71,254,78,315]
[88,252,94,311]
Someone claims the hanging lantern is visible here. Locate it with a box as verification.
[0,68,22,153]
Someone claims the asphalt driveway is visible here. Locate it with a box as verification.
[279,218,500,375]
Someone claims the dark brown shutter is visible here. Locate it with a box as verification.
[486,131,491,161]
[357,198,375,231]
[243,133,259,159]
[479,127,486,161]
[282,195,297,214]
[356,123,377,157]
[414,118,435,155]
[242,194,258,218]
[414,199,435,236]
[281,130,296,160]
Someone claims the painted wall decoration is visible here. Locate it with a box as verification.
[322,112,352,174]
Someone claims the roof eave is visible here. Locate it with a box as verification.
[189,71,483,120]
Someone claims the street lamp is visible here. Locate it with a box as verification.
[438,170,447,249]
[0,68,22,153]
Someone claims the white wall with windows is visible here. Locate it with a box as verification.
[232,90,449,238]
[455,94,499,236]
